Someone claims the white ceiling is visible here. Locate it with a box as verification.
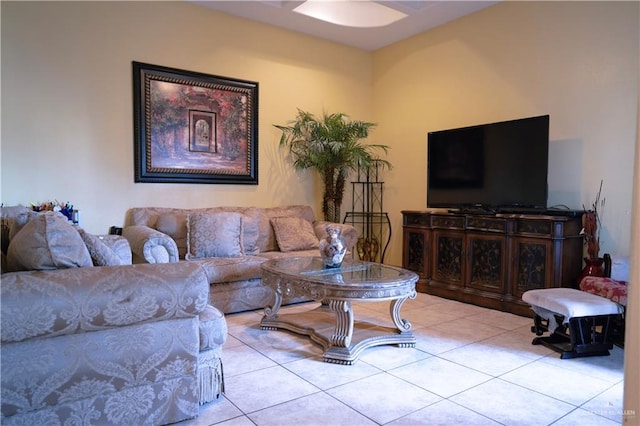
[189,1,499,51]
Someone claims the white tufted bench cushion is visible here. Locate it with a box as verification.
[522,288,623,320]
[522,287,624,359]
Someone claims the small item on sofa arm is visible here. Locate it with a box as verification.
[122,225,179,264]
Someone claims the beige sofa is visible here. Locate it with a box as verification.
[123,205,358,314]
[1,209,226,425]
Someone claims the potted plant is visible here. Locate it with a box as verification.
[274,109,391,222]
[581,180,605,277]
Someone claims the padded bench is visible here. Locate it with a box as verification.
[522,288,624,359]
[579,276,628,347]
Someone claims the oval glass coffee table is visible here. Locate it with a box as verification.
[260,257,418,365]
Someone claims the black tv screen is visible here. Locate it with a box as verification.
[427,115,549,211]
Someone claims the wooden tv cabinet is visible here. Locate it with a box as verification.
[401,210,584,317]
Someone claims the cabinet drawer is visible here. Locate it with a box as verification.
[404,213,431,227]
[466,217,507,232]
[513,219,553,236]
[431,215,464,229]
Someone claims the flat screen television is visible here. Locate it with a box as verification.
[427,115,549,212]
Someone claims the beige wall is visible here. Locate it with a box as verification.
[1,2,636,265]
[373,1,638,266]
[1,0,639,420]
[0,1,373,233]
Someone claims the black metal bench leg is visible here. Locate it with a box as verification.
[529,314,615,359]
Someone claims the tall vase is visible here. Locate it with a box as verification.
[578,257,605,285]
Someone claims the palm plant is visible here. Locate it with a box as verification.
[275,109,391,222]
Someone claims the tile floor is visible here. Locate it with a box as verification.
[182,293,625,426]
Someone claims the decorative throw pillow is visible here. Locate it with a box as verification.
[6,212,93,271]
[77,228,123,266]
[240,207,261,256]
[186,212,244,259]
[1,205,30,254]
[270,216,319,252]
[8,210,41,241]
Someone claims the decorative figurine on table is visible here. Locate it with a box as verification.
[31,200,75,222]
[319,225,347,268]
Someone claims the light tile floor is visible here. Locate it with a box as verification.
[182,293,625,426]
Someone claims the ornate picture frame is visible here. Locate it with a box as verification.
[133,62,259,184]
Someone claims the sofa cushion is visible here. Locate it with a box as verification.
[196,255,265,283]
[77,228,124,266]
[239,207,261,256]
[133,207,261,259]
[186,212,244,259]
[127,206,317,255]
[156,213,188,259]
[6,212,92,271]
[259,206,316,252]
[270,216,319,252]
[257,248,320,260]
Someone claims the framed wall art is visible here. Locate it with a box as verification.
[132,62,259,184]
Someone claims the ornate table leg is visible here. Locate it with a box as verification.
[328,299,354,347]
[390,290,417,334]
[261,275,282,327]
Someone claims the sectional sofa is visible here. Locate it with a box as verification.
[0,204,356,425]
[122,204,358,314]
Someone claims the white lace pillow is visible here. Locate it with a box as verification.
[270,217,319,252]
[186,212,244,259]
[6,212,93,271]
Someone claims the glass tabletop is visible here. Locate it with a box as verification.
[261,257,417,289]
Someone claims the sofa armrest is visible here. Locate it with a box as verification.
[0,262,209,344]
[122,225,179,263]
[314,221,359,251]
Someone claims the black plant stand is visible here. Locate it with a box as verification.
[343,161,391,264]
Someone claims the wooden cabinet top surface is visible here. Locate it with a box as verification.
[401,210,582,221]
[402,210,583,238]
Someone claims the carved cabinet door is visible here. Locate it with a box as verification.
[510,237,553,299]
[466,233,506,294]
[432,230,464,287]
[403,227,430,279]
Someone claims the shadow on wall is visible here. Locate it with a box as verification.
[547,138,582,209]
